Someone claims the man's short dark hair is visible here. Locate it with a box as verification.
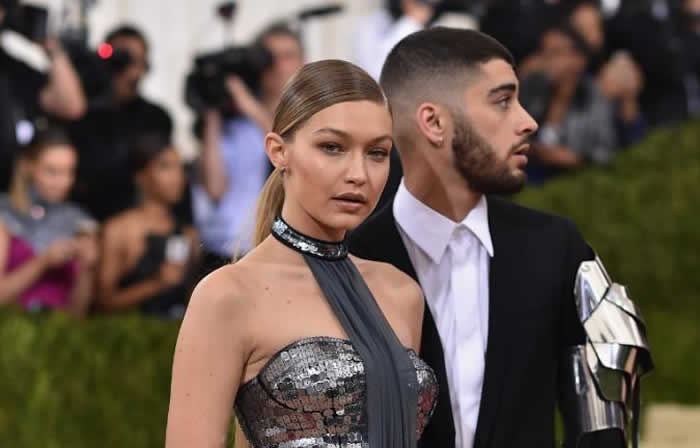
[380,28,515,109]
[105,24,148,52]
[541,23,592,58]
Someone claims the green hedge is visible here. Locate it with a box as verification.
[0,120,698,447]
[0,310,181,447]
[516,119,700,405]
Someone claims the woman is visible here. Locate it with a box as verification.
[0,127,98,316]
[97,134,199,319]
[166,60,437,448]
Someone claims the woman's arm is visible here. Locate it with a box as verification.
[96,219,176,311]
[66,233,100,317]
[0,223,72,304]
[166,268,251,447]
[199,110,230,202]
[184,226,201,266]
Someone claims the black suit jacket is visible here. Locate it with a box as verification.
[348,195,596,448]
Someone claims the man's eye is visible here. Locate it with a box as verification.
[497,97,512,109]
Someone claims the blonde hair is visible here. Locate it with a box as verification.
[251,59,388,246]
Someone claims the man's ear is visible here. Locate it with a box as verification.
[415,102,449,148]
[264,132,287,170]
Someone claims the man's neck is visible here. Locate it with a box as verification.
[402,155,482,223]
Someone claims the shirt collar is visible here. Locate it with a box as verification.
[394,180,494,263]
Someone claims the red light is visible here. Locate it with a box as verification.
[98,43,113,59]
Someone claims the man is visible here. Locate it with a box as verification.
[521,24,617,185]
[193,22,304,275]
[349,28,651,448]
[0,0,86,190]
[69,25,173,221]
[354,0,436,81]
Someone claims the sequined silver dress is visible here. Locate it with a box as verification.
[235,336,438,448]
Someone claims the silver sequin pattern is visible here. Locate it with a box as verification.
[271,217,348,260]
[235,337,438,448]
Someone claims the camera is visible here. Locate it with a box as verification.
[184,44,273,114]
[65,41,133,99]
[1,1,49,42]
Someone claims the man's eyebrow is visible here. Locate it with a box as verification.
[488,83,517,96]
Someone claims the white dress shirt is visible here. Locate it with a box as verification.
[394,181,493,448]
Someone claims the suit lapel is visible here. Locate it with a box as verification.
[474,196,519,448]
[366,202,418,281]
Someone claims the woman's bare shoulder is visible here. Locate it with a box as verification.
[189,263,260,314]
[102,210,141,239]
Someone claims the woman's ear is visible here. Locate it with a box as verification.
[265,132,287,170]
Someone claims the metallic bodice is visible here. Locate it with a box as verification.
[235,336,438,448]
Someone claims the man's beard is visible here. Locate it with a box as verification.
[452,118,527,195]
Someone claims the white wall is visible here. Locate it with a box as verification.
[79,0,383,159]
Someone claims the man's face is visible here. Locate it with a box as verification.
[260,33,304,102]
[540,30,587,82]
[109,36,148,102]
[686,0,700,34]
[449,59,538,194]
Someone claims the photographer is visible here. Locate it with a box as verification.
[69,24,173,222]
[0,0,86,191]
[354,0,437,80]
[192,22,303,275]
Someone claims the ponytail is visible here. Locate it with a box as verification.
[252,168,284,247]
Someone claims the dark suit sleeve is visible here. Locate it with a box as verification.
[560,219,595,348]
[559,220,626,447]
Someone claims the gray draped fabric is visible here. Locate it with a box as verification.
[304,255,419,448]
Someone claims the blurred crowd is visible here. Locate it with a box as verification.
[1,0,698,319]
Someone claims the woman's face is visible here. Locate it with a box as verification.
[28,145,77,204]
[272,100,393,239]
[138,147,185,205]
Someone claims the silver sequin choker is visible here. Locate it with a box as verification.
[270,216,348,260]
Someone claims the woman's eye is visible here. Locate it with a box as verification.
[320,143,342,153]
[369,148,389,159]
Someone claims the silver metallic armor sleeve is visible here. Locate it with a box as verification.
[561,257,654,448]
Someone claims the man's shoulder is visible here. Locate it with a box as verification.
[131,96,173,129]
[488,195,578,234]
[134,96,168,114]
[488,196,592,262]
